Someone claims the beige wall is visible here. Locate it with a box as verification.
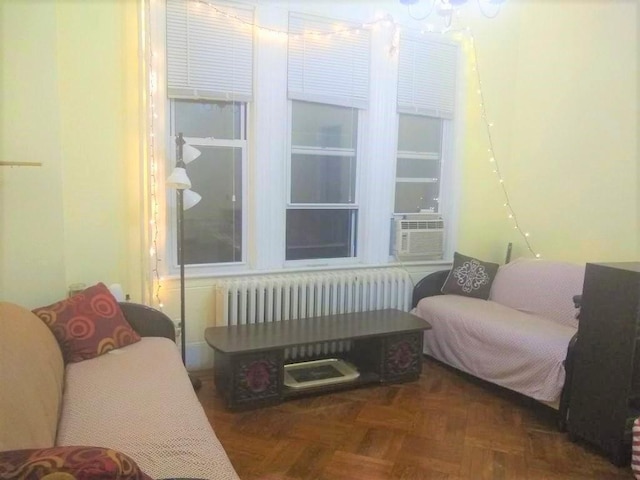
[1,0,144,308]
[1,0,637,366]
[458,0,638,263]
[1,1,67,306]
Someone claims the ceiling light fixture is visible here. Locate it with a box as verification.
[401,0,506,24]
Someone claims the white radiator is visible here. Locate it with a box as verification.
[213,268,412,360]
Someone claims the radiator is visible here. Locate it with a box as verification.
[213,268,412,360]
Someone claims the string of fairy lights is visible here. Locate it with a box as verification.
[466,31,540,258]
[143,0,538,307]
[145,0,163,309]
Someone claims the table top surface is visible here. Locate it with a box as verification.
[204,309,431,354]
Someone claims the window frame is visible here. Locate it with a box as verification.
[285,99,363,267]
[166,99,250,275]
[394,114,444,215]
[153,2,462,279]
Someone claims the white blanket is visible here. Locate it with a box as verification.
[56,337,239,480]
[416,295,577,403]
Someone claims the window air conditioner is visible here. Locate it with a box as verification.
[394,214,445,260]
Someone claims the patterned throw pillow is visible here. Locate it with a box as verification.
[441,252,500,300]
[0,446,152,480]
[32,283,140,364]
[633,417,640,479]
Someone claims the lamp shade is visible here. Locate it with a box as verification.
[167,167,191,190]
[183,189,202,210]
[183,144,202,164]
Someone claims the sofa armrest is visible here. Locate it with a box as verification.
[411,269,450,309]
[119,302,176,342]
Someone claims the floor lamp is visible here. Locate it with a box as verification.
[167,132,202,390]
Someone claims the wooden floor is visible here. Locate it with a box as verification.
[194,357,633,480]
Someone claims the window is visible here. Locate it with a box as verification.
[395,34,457,218]
[395,114,443,214]
[165,0,253,268]
[171,100,246,265]
[287,101,359,260]
[286,13,369,263]
[159,3,460,272]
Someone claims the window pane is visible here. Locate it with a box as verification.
[291,154,355,204]
[396,157,441,179]
[174,100,242,139]
[394,182,439,214]
[181,146,242,264]
[398,114,442,152]
[286,209,356,260]
[291,101,357,148]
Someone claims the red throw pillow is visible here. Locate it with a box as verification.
[32,283,141,364]
[0,446,153,480]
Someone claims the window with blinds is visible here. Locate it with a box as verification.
[287,13,370,109]
[157,2,462,271]
[166,1,252,266]
[397,36,458,119]
[395,35,459,215]
[286,13,369,262]
[166,0,254,101]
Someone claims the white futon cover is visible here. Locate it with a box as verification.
[56,337,239,480]
[418,295,576,402]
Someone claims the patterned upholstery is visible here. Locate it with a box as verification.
[0,446,152,480]
[56,337,239,480]
[32,283,140,364]
[633,418,640,479]
[441,252,499,300]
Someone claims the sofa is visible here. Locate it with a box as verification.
[412,257,585,428]
[0,292,239,480]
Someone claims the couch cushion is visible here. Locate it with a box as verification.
[441,252,499,300]
[56,337,239,480]
[489,258,585,328]
[32,283,141,364]
[417,294,577,402]
[0,302,64,450]
[0,446,153,480]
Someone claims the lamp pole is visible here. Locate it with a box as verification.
[175,133,201,390]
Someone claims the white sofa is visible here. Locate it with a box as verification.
[412,258,585,425]
[0,301,239,480]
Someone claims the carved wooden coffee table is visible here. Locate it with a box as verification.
[204,309,431,410]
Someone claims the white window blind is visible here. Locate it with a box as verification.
[398,35,458,119]
[288,13,370,109]
[166,0,254,101]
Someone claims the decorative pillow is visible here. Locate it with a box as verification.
[0,446,152,480]
[32,283,140,364]
[633,417,640,480]
[441,252,500,300]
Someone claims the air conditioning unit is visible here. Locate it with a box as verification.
[394,214,445,260]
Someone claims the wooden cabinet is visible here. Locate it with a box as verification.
[205,309,431,410]
[568,262,640,465]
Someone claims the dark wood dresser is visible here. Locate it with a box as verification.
[568,262,640,465]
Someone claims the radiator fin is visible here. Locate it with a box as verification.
[214,268,412,360]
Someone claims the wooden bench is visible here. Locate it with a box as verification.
[204,308,431,410]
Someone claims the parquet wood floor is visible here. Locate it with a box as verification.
[194,357,633,480]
